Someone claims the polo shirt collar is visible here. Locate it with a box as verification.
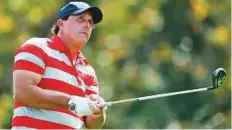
[50,36,70,53]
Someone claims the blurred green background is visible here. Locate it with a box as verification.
[0,0,231,129]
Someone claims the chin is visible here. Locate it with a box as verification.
[72,36,88,48]
[75,41,87,49]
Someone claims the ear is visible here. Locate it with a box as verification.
[57,19,64,30]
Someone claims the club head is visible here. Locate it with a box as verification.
[212,68,226,89]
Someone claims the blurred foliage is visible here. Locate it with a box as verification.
[0,0,231,129]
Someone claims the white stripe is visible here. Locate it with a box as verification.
[22,37,49,48]
[75,64,96,76]
[14,52,45,68]
[87,86,99,94]
[45,47,71,66]
[13,107,83,129]
[23,37,71,66]
[11,126,36,130]
[43,67,85,91]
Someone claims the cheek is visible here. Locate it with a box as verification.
[66,25,77,33]
[64,23,78,34]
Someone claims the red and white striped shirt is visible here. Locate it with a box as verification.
[12,36,99,129]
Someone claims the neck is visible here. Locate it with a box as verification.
[57,34,80,60]
[68,47,79,60]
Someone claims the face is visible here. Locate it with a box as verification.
[58,11,94,49]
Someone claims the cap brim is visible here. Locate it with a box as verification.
[72,7,103,24]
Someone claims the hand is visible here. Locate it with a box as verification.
[87,94,107,117]
[68,96,94,116]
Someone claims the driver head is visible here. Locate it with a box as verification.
[212,68,226,89]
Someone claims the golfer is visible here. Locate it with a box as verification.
[11,1,106,129]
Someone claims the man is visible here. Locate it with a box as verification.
[11,1,106,129]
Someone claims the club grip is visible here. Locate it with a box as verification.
[96,102,112,108]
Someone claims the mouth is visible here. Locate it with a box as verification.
[79,32,89,37]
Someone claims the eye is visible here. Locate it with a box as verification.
[76,16,84,22]
[88,19,94,26]
[75,15,95,28]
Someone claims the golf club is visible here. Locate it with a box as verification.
[97,67,226,108]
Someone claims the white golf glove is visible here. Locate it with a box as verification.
[68,96,94,116]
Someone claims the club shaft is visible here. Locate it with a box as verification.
[101,86,213,107]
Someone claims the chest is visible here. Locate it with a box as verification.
[42,50,92,92]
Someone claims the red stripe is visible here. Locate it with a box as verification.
[14,102,26,109]
[39,78,85,96]
[82,74,98,86]
[14,103,22,109]
[14,60,44,75]
[15,44,45,60]
[11,116,74,129]
[45,55,76,75]
[85,89,98,96]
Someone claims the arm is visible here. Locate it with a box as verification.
[13,70,71,109]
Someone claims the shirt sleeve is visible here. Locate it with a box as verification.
[13,39,46,75]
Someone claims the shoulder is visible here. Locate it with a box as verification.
[15,37,52,58]
[21,37,51,50]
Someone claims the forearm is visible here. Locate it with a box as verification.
[85,113,106,129]
[14,84,71,109]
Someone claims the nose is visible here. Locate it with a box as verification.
[84,21,91,29]
[83,19,94,29]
